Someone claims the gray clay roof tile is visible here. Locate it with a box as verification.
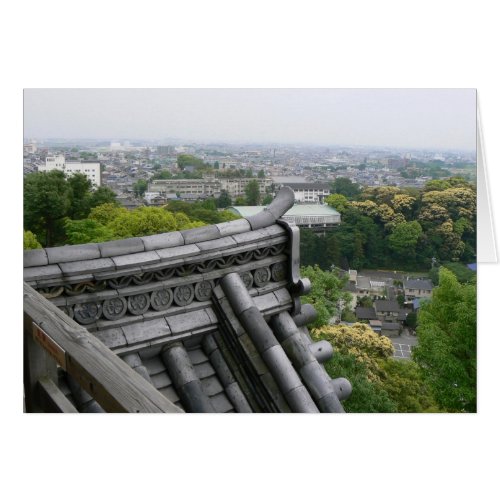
[23,249,48,268]
[181,225,221,245]
[209,392,234,413]
[140,232,184,251]
[58,258,115,276]
[121,318,171,346]
[99,238,145,258]
[215,218,251,237]
[140,355,167,376]
[155,244,200,261]
[46,243,101,264]
[150,371,173,390]
[93,327,127,349]
[111,250,160,270]
[201,375,224,397]
[193,361,216,380]
[24,264,63,281]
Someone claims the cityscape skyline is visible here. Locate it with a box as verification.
[24,89,477,152]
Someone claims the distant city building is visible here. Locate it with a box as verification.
[276,182,331,203]
[23,142,37,154]
[157,145,173,155]
[229,204,341,229]
[220,177,272,198]
[147,176,272,201]
[40,154,101,186]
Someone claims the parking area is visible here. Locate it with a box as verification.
[392,342,413,359]
[389,330,418,359]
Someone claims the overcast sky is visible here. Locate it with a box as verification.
[23,88,476,151]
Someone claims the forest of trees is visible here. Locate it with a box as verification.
[23,171,239,248]
[301,177,476,271]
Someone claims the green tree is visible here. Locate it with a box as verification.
[257,169,265,178]
[396,293,405,307]
[378,358,441,412]
[133,179,148,198]
[23,230,42,250]
[312,324,397,412]
[89,186,117,208]
[358,296,373,308]
[64,218,116,244]
[217,189,232,208]
[387,221,422,263]
[325,193,349,213]
[177,154,209,170]
[89,203,129,226]
[312,323,440,412]
[108,207,181,238]
[67,173,92,219]
[24,171,70,247]
[152,169,173,180]
[244,180,261,205]
[412,267,476,412]
[330,177,361,198]
[405,311,417,329]
[300,265,351,328]
[324,350,397,413]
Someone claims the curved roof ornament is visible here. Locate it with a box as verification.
[244,186,295,230]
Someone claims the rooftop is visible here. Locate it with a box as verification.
[403,279,433,291]
[374,300,400,313]
[24,187,350,414]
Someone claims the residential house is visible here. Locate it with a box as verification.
[381,322,401,337]
[402,279,433,300]
[373,300,400,322]
[355,307,377,322]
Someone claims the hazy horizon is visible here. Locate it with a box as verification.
[24,89,477,152]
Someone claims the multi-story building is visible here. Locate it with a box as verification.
[40,155,101,186]
[147,176,272,201]
[219,177,272,198]
[148,177,221,198]
[277,182,331,203]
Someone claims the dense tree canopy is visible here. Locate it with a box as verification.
[330,177,361,198]
[24,171,120,247]
[412,267,476,412]
[24,171,71,246]
[164,200,240,225]
[177,154,210,170]
[299,265,352,328]
[64,204,206,244]
[312,324,440,413]
[309,177,476,271]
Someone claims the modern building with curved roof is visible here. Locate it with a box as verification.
[229,204,341,229]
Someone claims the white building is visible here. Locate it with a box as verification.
[40,155,101,186]
[277,182,331,203]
